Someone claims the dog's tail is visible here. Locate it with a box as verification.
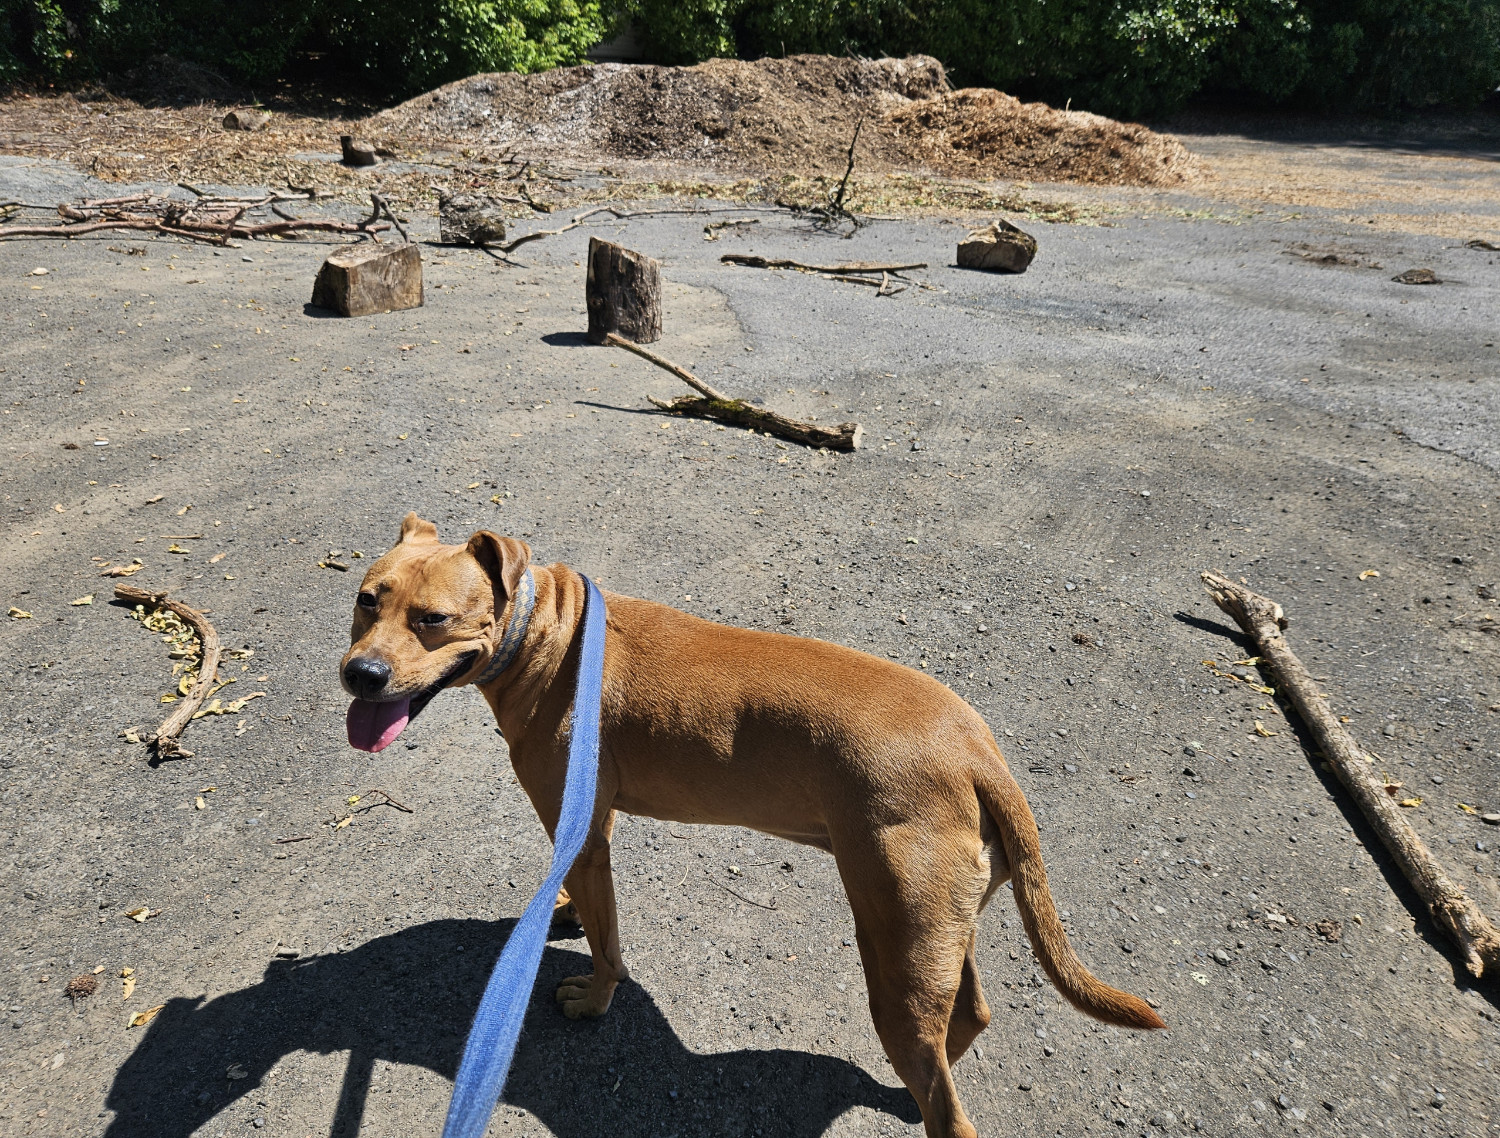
[975,765,1167,1031]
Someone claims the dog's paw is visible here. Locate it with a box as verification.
[555,974,615,1019]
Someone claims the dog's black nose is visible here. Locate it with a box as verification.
[343,656,391,698]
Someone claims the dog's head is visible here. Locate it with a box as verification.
[340,512,531,752]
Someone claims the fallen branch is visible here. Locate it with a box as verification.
[722,254,927,274]
[1201,570,1500,978]
[603,333,862,452]
[364,788,414,813]
[114,584,221,761]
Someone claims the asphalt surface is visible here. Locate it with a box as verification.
[3,150,1499,1138]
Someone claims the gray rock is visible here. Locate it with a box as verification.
[1213,948,1231,965]
[438,192,509,247]
[957,220,1037,274]
[1482,813,1500,825]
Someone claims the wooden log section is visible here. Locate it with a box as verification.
[1201,569,1500,977]
[586,238,662,344]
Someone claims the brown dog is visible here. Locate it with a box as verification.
[341,513,1165,1138]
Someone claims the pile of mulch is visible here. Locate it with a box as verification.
[379,54,1203,188]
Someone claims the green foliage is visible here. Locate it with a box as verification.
[322,0,606,98]
[622,0,1500,116]
[0,0,605,97]
[2,0,1496,114]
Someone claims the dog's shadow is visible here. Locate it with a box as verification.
[104,918,918,1137]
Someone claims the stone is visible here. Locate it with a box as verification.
[1392,267,1439,285]
[1212,948,1231,965]
[221,109,270,132]
[311,242,423,317]
[957,219,1038,273]
[1482,813,1500,825]
[437,192,508,247]
[340,134,379,167]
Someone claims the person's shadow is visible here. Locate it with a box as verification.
[104,918,919,1137]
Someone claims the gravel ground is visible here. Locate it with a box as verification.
[2,144,1499,1138]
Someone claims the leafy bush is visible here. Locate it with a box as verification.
[622,0,1500,116]
[3,0,1496,114]
[0,0,606,97]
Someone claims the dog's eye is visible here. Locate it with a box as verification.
[418,612,449,626]
[356,592,377,610]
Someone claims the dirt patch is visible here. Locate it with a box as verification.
[885,87,1203,186]
[377,54,1201,187]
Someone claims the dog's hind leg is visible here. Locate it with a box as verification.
[945,932,991,1068]
[555,808,627,1019]
[840,828,988,1138]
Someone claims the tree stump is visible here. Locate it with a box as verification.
[311,242,423,317]
[586,238,661,344]
[340,135,379,167]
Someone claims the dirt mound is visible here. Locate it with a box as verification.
[379,54,1198,187]
[887,88,1203,186]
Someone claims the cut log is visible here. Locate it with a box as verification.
[222,109,271,132]
[340,135,379,167]
[586,238,662,344]
[1201,569,1500,978]
[311,242,423,317]
[438,192,508,246]
[957,219,1037,273]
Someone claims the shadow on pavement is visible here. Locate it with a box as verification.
[104,917,919,1137]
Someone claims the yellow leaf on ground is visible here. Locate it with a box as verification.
[209,552,227,564]
[334,815,352,830]
[1359,569,1380,580]
[8,607,32,619]
[124,907,150,923]
[1253,721,1278,737]
[128,1004,164,1028]
[100,560,144,577]
[167,543,190,555]
[1398,796,1422,808]
[1459,803,1480,814]
[195,796,206,810]
[122,975,136,1000]
[71,594,94,606]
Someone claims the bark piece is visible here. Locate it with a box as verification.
[586,238,662,344]
[114,584,221,762]
[1392,268,1439,285]
[438,192,508,246]
[222,109,271,132]
[340,135,379,167]
[1201,569,1500,978]
[604,333,862,452]
[957,219,1038,273]
[311,242,423,317]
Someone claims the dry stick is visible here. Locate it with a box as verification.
[365,788,415,814]
[0,217,388,243]
[721,254,927,274]
[114,584,222,761]
[828,118,864,216]
[604,333,863,452]
[1201,569,1500,978]
[702,869,779,911]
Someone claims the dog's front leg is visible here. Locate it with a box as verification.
[555,808,627,1019]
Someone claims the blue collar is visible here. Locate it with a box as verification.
[471,569,535,686]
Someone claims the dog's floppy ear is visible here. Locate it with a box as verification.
[398,512,440,545]
[466,531,532,610]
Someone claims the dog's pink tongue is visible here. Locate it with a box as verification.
[346,697,411,753]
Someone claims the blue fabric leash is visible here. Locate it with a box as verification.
[442,574,607,1138]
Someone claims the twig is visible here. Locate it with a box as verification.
[602,333,732,401]
[702,869,778,910]
[828,118,863,216]
[274,834,314,844]
[365,788,414,813]
[721,254,926,274]
[1201,569,1500,978]
[114,584,221,761]
[370,193,409,243]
